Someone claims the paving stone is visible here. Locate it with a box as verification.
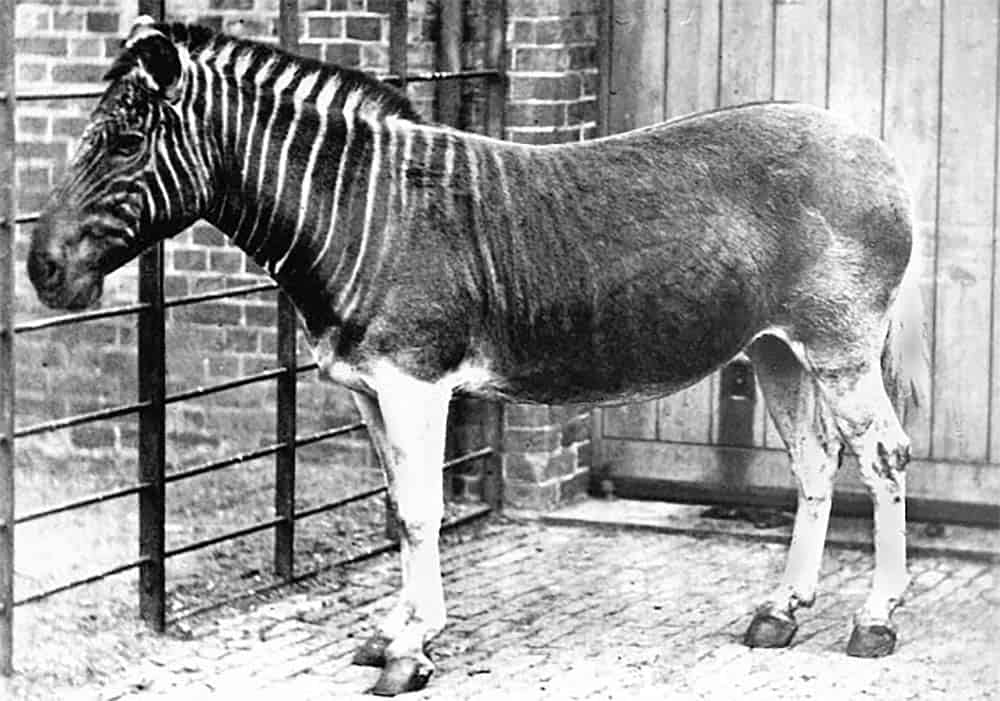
[51,516,1000,700]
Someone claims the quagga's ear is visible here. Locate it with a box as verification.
[121,16,183,101]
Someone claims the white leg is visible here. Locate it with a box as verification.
[351,368,451,695]
[814,356,911,657]
[745,337,841,647]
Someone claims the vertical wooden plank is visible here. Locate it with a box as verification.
[827,0,884,136]
[932,1,997,462]
[655,0,720,445]
[665,0,720,117]
[484,0,507,140]
[603,400,657,439]
[436,0,462,127]
[882,0,940,459]
[716,0,774,448]
[773,0,829,106]
[598,0,613,136]
[719,0,773,106]
[651,0,719,446]
[0,0,15,674]
[992,10,1000,464]
[607,0,667,132]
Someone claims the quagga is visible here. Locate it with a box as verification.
[29,17,927,697]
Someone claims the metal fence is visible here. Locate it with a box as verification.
[0,0,508,675]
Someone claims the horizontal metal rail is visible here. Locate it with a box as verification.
[2,422,367,530]
[381,68,501,85]
[164,281,278,308]
[168,504,494,624]
[14,301,149,334]
[165,516,284,559]
[9,443,494,606]
[12,481,149,526]
[0,68,500,105]
[1,89,104,102]
[164,421,365,485]
[13,399,150,439]
[13,556,149,607]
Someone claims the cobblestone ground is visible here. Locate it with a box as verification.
[52,516,999,700]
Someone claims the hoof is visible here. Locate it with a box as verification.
[352,633,391,668]
[370,656,434,697]
[744,604,798,648]
[846,621,897,658]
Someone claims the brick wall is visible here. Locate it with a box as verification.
[11,0,602,508]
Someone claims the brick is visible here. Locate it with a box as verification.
[345,16,381,41]
[17,62,48,84]
[52,10,85,31]
[165,274,189,298]
[509,20,535,44]
[568,44,597,70]
[53,116,90,137]
[245,303,277,327]
[69,38,104,58]
[561,412,590,446]
[504,427,561,454]
[505,404,551,428]
[567,98,598,125]
[173,302,243,326]
[16,5,51,33]
[85,11,119,33]
[512,47,568,72]
[173,249,207,272]
[506,126,582,145]
[542,449,576,480]
[52,63,108,84]
[506,102,567,128]
[504,478,560,509]
[307,16,342,38]
[210,250,243,274]
[324,42,361,68]
[504,453,545,483]
[300,0,326,9]
[16,37,68,56]
[210,0,254,9]
[510,74,581,101]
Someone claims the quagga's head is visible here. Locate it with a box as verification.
[29,18,212,309]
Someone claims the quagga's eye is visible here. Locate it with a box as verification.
[112,132,145,158]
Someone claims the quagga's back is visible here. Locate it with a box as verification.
[28,18,927,697]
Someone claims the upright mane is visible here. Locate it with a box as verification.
[104,21,423,123]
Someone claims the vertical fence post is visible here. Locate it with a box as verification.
[0,0,16,673]
[382,2,408,542]
[273,0,299,581]
[137,244,166,631]
[137,0,167,632]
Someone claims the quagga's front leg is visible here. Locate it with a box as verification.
[349,370,451,696]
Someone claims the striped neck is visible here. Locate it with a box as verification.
[184,35,421,335]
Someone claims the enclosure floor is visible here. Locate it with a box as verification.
[19,507,1000,700]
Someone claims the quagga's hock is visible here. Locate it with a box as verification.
[29,17,929,696]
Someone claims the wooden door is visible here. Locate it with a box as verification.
[595,0,1000,525]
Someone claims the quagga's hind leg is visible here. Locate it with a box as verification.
[809,345,912,658]
[350,373,451,696]
[743,335,842,648]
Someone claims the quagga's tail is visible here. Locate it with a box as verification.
[881,248,931,420]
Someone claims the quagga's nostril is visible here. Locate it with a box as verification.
[27,243,64,292]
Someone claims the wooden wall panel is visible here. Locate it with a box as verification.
[719,0,773,106]
[665,0,720,117]
[773,0,829,106]
[654,0,721,446]
[882,0,941,458]
[932,2,998,461]
[827,0,883,136]
[607,0,667,132]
